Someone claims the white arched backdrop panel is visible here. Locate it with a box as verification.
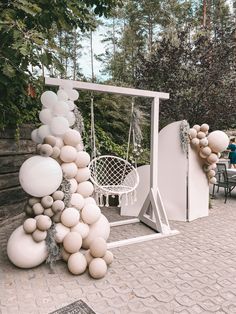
[158,121,209,222]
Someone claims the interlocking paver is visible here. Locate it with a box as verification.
[1,190,236,313]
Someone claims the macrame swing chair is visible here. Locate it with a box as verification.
[88,96,140,207]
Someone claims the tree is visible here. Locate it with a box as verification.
[0,0,121,130]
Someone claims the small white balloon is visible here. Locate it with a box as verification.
[67,89,79,101]
[38,124,51,141]
[66,111,76,126]
[57,89,68,101]
[50,117,69,136]
[53,100,70,116]
[31,129,42,144]
[41,91,58,109]
[67,100,75,111]
[39,109,53,125]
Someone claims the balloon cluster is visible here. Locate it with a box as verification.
[188,124,229,184]
[7,84,113,279]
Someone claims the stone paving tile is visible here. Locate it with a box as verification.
[1,190,236,313]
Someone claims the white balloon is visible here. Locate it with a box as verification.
[37,124,51,141]
[75,151,91,168]
[57,89,68,101]
[39,109,53,125]
[69,178,78,193]
[84,197,97,206]
[41,91,58,109]
[19,156,63,197]
[77,181,94,197]
[50,117,69,136]
[53,100,69,116]
[207,130,229,153]
[67,89,79,101]
[70,193,85,210]
[7,226,48,268]
[66,111,76,126]
[67,100,75,111]
[31,129,42,144]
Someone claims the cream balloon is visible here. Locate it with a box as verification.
[32,229,47,242]
[55,137,64,148]
[193,125,201,132]
[52,190,64,201]
[54,223,70,243]
[67,89,79,101]
[50,117,69,136]
[191,138,200,146]
[61,207,80,228]
[89,258,107,279]
[61,162,78,179]
[57,89,68,101]
[81,204,101,225]
[68,252,87,275]
[77,181,94,197]
[41,91,58,109]
[207,130,229,153]
[75,151,90,168]
[188,128,197,139]
[60,146,77,162]
[61,247,70,262]
[66,112,76,127]
[19,156,63,197]
[84,250,93,265]
[7,226,48,268]
[103,251,114,265]
[84,197,96,206]
[23,218,37,234]
[69,178,78,193]
[37,124,51,141]
[200,124,209,132]
[52,200,65,213]
[90,237,107,258]
[31,129,42,144]
[63,130,81,147]
[36,215,52,231]
[40,144,53,157]
[75,167,91,183]
[82,214,110,249]
[53,100,69,116]
[39,109,53,125]
[63,231,82,254]
[70,193,85,210]
[71,222,89,239]
[67,100,75,111]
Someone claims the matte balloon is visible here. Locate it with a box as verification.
[209,177,217,184]
[67,100,75,111]
[66,112,76,126]
[84,250,93,265]
[71,222,89,239]
[61,207,80,228]
[103,251,114,265]
[52,200,65,213]
[63,231,82,253]
[32,229,47,242]
[7,226,48,268]
[75,151,90,168]
[69,178,77,193]
[41,195,53,208]
[54,223,70,243]
[193,125,201,132]
[53,100,69,116]
[38,125,51,141]
[201,146,211,156]
[52,190,64,201]
[39,109,53,125]
[61,162,78,179]
[199,138,208,147]
[36,215,52,231]
[50,117,69,136]
[90,237,107,258]
[81,204,101,225]
[75,167,91,183]
[60,146,77,162]
[191,138,200,146]
[41,91,58,109]
[67,89,79,101]
[55,137,64,148]
[19,156,63,197]
[77,181,94,197]
[33,203,44,215]
[200,124,209,132]
[188,128,197,139]
[23,218,37,234]
[76,143,84,152]
[57,89,68,101]
[61,247,70,262]
[89,258,107,279]
[63,129,81,147]
[40,144,53,157]
[197,131,206,139]
[44,135,57,147]
[28,197,40,207]
[44,208,54,217]
[70,193,85,210]
[207,153,219,164]
[84,197,96,206]
[207,130,229,153]
[51,146,61,159]
[68,252,87,275]
[31,129,42,144]
[82,214,110,249]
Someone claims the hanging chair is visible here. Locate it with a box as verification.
[88,96,140,207]
[89,155,139,195]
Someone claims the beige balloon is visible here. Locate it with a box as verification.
[32,229,47,242]
[41,195,54,208]
[61,207,80,228]
[63,232,82,254]
[7,226,48,268]
[54,223,70,243]
[61,162,78,179]
[81,204,101,225]
[103,251,114,265]
[60,145,77,163]
[84,250,93,265]
[75,151,90,168]
[90,237,107,258]
[77,181,94,197]
[71,222,89,239]
[23,218,37,234]
[89,258,107,279]
[36,215,52,231]
[67,252,87,275]
[63,129,81,147]
[61,247,70,262]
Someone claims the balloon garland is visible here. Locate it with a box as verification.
[7,85,113,279]
[188,124,229,184]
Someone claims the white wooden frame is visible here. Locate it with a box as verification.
[45,77,179,249]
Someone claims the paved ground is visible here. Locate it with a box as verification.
[1,189,236,314]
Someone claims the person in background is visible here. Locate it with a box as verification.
[227,137,236,168]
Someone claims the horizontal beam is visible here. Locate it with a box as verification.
[110,218,140,227]
[107,230,179,249]
[45,77,169,99]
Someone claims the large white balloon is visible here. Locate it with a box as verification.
[39,109,53,125]
[207,130,229,153]
[19,156,63,197]
[50,117,69,136]
[41,91,58,109]
[82,214,110,249]
[67,89,79,101]
[7,226,48,268]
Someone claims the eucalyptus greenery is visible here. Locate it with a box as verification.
[59,178,71,208]
[45,222,60,271]
[180,120,190,154]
